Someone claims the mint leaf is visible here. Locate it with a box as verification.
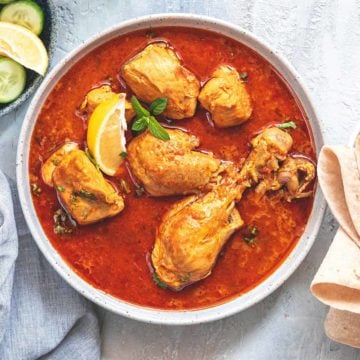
[132,116,148,131]
[152,272,168,289]
[150,98,168,115]
[131,96,149,117]
[130,96,169,141]
[148,116,170,141]
[276,121,297,130]
[85,148,100,172]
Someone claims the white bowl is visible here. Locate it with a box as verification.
[16,13,326,325]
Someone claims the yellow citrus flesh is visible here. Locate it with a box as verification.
[87,93,128,176]
[0,21,48,75]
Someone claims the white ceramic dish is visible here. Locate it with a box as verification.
[16,13,326,325]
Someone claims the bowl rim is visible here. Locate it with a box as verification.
[16,13,326,325]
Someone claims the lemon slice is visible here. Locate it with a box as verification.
[87,93,128,176]
[0,21,48,75]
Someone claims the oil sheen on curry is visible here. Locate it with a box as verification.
[29,27,316,310]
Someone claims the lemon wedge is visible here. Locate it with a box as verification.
[0,21,48,75]
[87,93,128,176]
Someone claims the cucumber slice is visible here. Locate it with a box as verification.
[0,57,26,103]
[0,0,44,35]
[0,1,16,4]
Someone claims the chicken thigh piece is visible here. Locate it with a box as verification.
[121,43,200,119]
[198,65,252,128]
[152,181,243,290]
[127,129,222,196]
[53,149,124,225]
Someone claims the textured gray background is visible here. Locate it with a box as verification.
[1,1,360,359]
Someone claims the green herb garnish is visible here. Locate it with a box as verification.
[243,225,259,246]
[56,185,65,192]
[119,151,127,159]
[132,116,147,131]
[152,272,168,289]
[31,183,42,196]
[119,179,131,194]
[276,121,297,130]
[54,225,72,235]
[249,226,258,236]
[75,189,97,200]
[149,98,168,115]
[51,158,60,166]
[71,190,97,201]
[146,30,156,39]
[240,72,248,81]
[85,147,100,171]
[135,186,145,197]
[53,208,73,235]
[243,236,255,245]
[148,117,170,140]
[131,96,150,117]
[131,96,170,141]
[70,192,78,206]
[177,273,191,283]
[105,75,113,83]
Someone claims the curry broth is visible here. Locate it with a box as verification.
[29,27,315,310]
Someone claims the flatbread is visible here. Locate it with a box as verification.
[311,136,360,348]
[317,144,360,246]
[355,135,360,174]
[325,308,360,348]
[311,227,360,313]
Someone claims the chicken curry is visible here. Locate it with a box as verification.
[29,27,316,309]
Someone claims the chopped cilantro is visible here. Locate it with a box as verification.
[75,189,97,200]
[31,183,42,196]
[119,179,131,194]
[135,186,145,197]
[276,121,297,130]
[177,273,191,283]
[243,225,259,246]
[53,208,73,235]
[240,72,248,81]
[85,148,100,172]
[152,272,168,289]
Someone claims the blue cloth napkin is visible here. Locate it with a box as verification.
[0,171,100,359]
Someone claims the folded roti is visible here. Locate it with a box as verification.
[325,308,360,349]
[311,227,360,313]
[317,143,360,246]
[311,134,360,348]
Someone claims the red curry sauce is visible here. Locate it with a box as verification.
[29,27,315,310]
